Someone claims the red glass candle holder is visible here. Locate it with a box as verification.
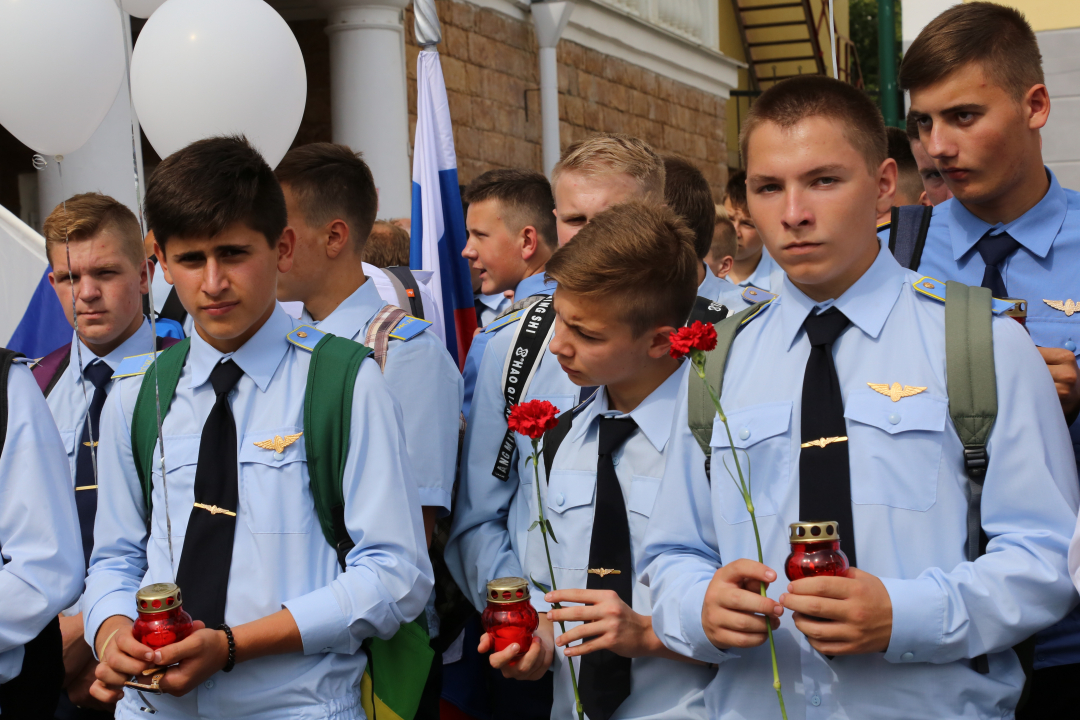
[785,521,849,581]
[481,577,539,664]
[132,583,194,651]
[1003,298,1027,329]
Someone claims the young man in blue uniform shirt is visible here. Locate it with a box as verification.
[37,193,161,717]
[481,202,714,720]
[0,354,85,716]
[642,76,1079,720]
[84,136,433,718]
[274,142,462,532]
[460,169,558,417]
[721,169,783,295]
[895,5,1080,708]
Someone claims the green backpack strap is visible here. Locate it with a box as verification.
[303,333,432,720]
[688,302,770,461]
[131,339,191,515]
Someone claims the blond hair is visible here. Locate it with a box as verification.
[43,193,143,269]
[551,133,665,204]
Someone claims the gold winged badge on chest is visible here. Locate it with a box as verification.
[867,382,927,402]
[253,432,304,454]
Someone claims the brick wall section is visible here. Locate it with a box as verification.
[289,0,728,198]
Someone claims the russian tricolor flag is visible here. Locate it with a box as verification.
[410,47,477,368]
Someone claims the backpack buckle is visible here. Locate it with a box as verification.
[963,446,988,479]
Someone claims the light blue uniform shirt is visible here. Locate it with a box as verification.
[699,263,746,312]
[447,294,581,614]
[881,168,1080,667]
[301,280,462,512]
[46,320,155,482]
[0,362,84,687]
[461,272,558,419]
[641,245,1080,719]
[476,291,511,328]
[84,306,433,720]
[530,368,712,720]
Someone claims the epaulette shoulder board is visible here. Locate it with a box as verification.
[287,325,327,352]
[483,308,525,334]
[912,276,1012,315]
[389,315,432,342]
[740,294,777,327]
[741,286,777,305]
[12,357,33,366]
[115,352,162,378]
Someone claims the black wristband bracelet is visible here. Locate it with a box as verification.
[218,623,236,673]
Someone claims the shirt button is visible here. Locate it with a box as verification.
[888,413,901,425]
[1065,340,1076,353]
[900,651,914,661]
[738,427,751,441]
[810,695,821,706]
[273,451,284,461]
[205,679,215,689]
[556,493,565,507]
[612,456,620,466]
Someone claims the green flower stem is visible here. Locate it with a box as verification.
[531,438,585,720]
[692,354,788,720]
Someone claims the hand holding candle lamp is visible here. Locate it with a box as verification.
[784,522,849,581]
[124,583,193,694]
[481,577,540,665]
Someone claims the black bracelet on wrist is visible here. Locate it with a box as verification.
[218,623,236,673]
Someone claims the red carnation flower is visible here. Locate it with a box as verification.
[669,321,719,359]
[507,400,560,440]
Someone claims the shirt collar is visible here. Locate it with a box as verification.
[698,263,723,299]
[517,272,557,299]
[72,318,155,374]
[570,362,687,453]
[476,292,508,311]
[779,242,904,350]
[738,250,778,289]
[306,280,384,339]
[947,167,1067,261]
[188,304,293,392]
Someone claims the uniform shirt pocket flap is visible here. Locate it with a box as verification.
[627,476,661,517]
[156,435,202,473]
[528,394,577,416]
[546,470,595,515]
[59,430,77,455]
[238,429,307,467]
[845,389,947,435]
[711,401,792,449]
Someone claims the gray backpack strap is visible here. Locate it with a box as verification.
[944,281,998,676]
[888,205,933,270]
[687,302,768,461]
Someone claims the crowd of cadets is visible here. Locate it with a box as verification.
[2,3,1080,719]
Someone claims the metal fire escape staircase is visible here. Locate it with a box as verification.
[730,0,832,90]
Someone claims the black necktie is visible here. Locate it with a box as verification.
[580,416,637,720]
[799,308,857,568]
[975,231,1020,298]
[175,360,245,628]
[75,360,114,569]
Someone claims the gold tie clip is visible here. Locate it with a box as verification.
[588,568,621,578]
[800,436,848,449]
[193,503,236,517]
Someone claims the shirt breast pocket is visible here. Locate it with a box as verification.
[59,429,77,466]
[710,401,791,524]
[545,470,595,570]
[151,435,201,539]
[238,428,314,534]
[844,388,947,511]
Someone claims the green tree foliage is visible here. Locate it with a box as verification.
[850,0,902,96]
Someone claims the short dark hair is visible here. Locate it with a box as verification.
[145,135,286,249]
[886,127,923,204]
[900,2,1043,102]
[662,156,715,261]
[905,111,920,141]
[545,201,697,336]
[725,169,748,212]
[462,169,557,249]
[740,76,886,173]
[275,143,379,254]
[363,220,411,267]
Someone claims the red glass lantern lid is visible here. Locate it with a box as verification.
[486,576,531,604]
[789,521,841,544]
[136,582,183,613]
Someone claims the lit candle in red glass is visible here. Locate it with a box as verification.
[481,577,539,664]
[785,521,849,581]
[132,583,194,651]
[1002,298,1027,330]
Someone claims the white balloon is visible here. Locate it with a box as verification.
[0,0,126,156]
[122,0,167,19]
[130,0,306,169]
